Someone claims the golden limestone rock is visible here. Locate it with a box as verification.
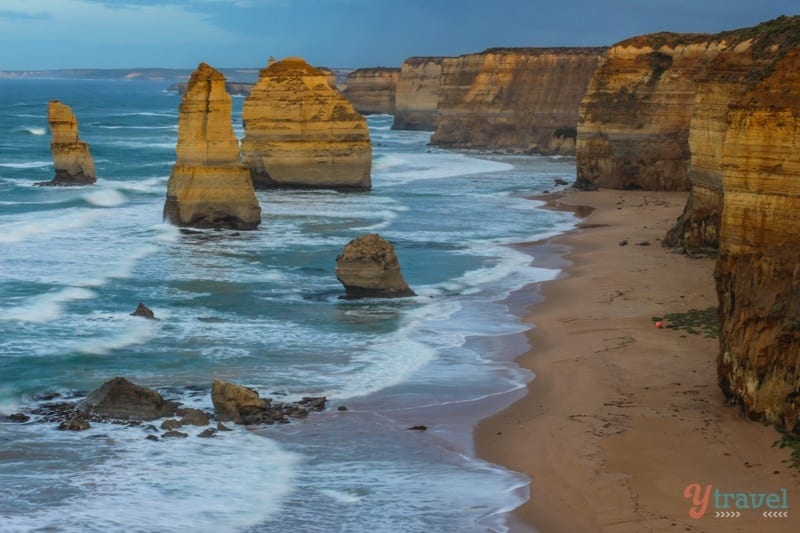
[40,100,96,186]
[241,57,372,190]
[665,17,800,251]
[431,48,607,155]
[392,57,445,131]
[335,234,415,299]
[715,42,800,435]
[163,62,261,230]
[576,33,717,191]
[342,67,400,115]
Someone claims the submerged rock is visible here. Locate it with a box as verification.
[241,57,372,190]
[131,303,156,320]
[58,417,91,431]
[335,234,415,299]
[78,377,179,421]
[37,100,96,186]
[163,62,261,230]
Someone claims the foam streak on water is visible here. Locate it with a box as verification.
[0,80,578,532]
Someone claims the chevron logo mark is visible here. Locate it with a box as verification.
[763,511,789,518]
[714,511,741,518]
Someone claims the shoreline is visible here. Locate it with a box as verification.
[477,189,799,532]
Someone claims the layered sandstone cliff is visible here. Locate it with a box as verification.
[392,57,445,131]
[163,62,261,229]
[714,23,800,434]
[40,100,95,186]
[341,67,400,115]
[430,48,607,154]
[241,57,372,190]
[576,34,721,190]
[665,20,800,250]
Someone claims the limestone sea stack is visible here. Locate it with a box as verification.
[241,57,372,190]
[341,67,400,115]
[40,100,96,186]
[335,234,415,299]
[392,57,445,131]
[163,62,261,230]
[431,48,607,154]
[715,41,800,436]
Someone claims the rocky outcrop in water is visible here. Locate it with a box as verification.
[341,67,400,115]
[392,57,446,131]
[241,57,372,190]
[38,100,96,186]
[78,377,179,421]
[211,380,326,425]
[336,233,415,299]
[163,62,261,230]
[431,48,606,154]
[714,20,800,435]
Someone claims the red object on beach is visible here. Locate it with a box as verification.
[655,321,663,328]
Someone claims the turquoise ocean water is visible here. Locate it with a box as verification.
[0,79,578,532]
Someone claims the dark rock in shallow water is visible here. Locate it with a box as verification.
[131,303,157,320]
[160,419,182,431]
[407,425,428,431]
[337,406,348,411]
[217,422,232,431]
[58,418,90,431]
[7,413,30,423]
[162,430,188,438]
[178,408,210,426]
[78,377,179,421]
[198,428,217,438]
[211,380,270,424]
[146,434,159,442]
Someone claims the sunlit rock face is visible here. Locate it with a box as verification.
[43,100,96,186]
[342,67,400,115]
[715,34,800,435]
[665,18,800,251]
[392,57,446,131]
[163,62,261,230]
[241,57,372,191]
[431,47,607,155]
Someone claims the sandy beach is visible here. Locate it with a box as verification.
[477,189,800,532]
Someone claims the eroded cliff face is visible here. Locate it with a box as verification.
[42,100,95,186]
[241,57,372,190]
[163,62,261,229]
[666,20,800,250]
[431,48,607,154]
[342,68,399,115]
[392,57,445,131]
[576,34,719,190]
[715,44,800,434]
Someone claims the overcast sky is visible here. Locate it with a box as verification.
[0,0,797,70]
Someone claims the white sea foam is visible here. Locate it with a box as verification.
[83,188,127,207]
[0,210,102,243]
[77,316,159,355]
[373,152,513,185]
[1,287,96,322]
[320,489,363,504]
[1,425,300,532]
[21,126,46,136]
[0,161,51,169]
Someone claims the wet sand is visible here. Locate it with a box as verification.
[477,189,799,532]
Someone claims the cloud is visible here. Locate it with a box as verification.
[0,10,51,21]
